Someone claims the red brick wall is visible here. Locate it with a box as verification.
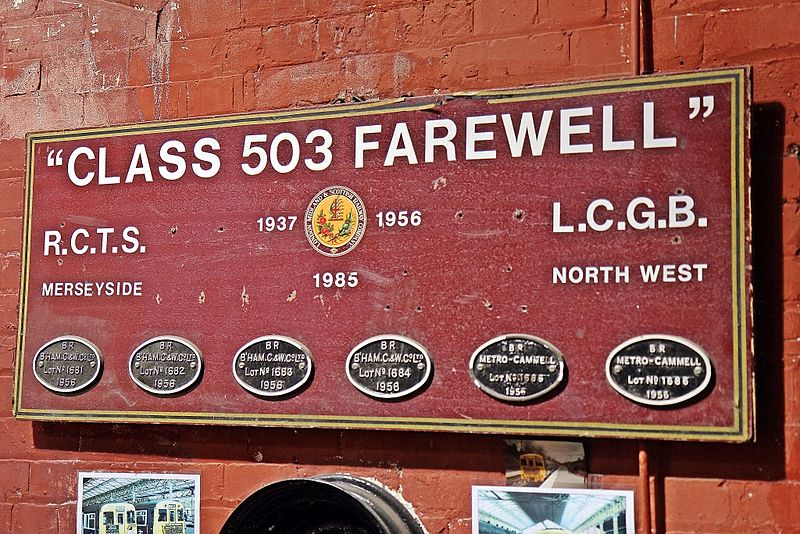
[1,0,799,532]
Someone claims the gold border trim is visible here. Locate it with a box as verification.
[13,408,749,442]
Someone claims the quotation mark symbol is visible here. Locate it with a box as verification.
[688,95,714,119]
[47,149,64,167]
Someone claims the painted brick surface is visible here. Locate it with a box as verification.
[0,0,797,532]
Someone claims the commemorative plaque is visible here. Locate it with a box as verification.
[129,336,203,395]
[606,335,713,406]
[346,335,432,400]
[233,336,314,397]
[469,334,565,403]
[32,336,102,394]
[15,69,752,441]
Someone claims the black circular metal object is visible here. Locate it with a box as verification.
[129,336,203,395]
[469,334,566,402]
[32,336,102,394]
[232,335,314,397]
[606,334,714,406]
[346,335,432,400]
[220,475,426,534]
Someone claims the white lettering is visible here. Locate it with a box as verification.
[465,115,496,160]
[639,263,707,282]
[124,144,154,184]
[627,197,656,230]
[305,129,333,171]
[587,199,614,231]
[552,202,574,233]
[553,265,630,284]
[602,105,635,151]
[354,124,381,168]
[43,230,61,256]
[270,132,301,174]
[97,147,120,185]
[159,140,187,180]
[70,229,89,255]
[192,137,221,178]
[560,107,593,154]
[424,119,457,162]
[502,111,552,157]
[384,122,418,166]
[643,102,677,148]
[669,195,696,228]
[67,147,95,186]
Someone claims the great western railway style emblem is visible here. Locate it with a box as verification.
[15,69,752,442]
[305,186,367,257]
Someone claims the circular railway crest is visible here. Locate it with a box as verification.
[305,186,366,257]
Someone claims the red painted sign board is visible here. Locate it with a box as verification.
[14,68,752,441]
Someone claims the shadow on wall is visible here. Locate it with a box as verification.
[32,420,506,471]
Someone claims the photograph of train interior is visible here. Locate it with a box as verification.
[476,488,631,534]
[80,475,195,534]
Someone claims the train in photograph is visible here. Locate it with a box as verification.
[519,453,548,483]
[82,500,186,534]
[82,502,136,534]
[134,499,187,534]
[522,520,574,534]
